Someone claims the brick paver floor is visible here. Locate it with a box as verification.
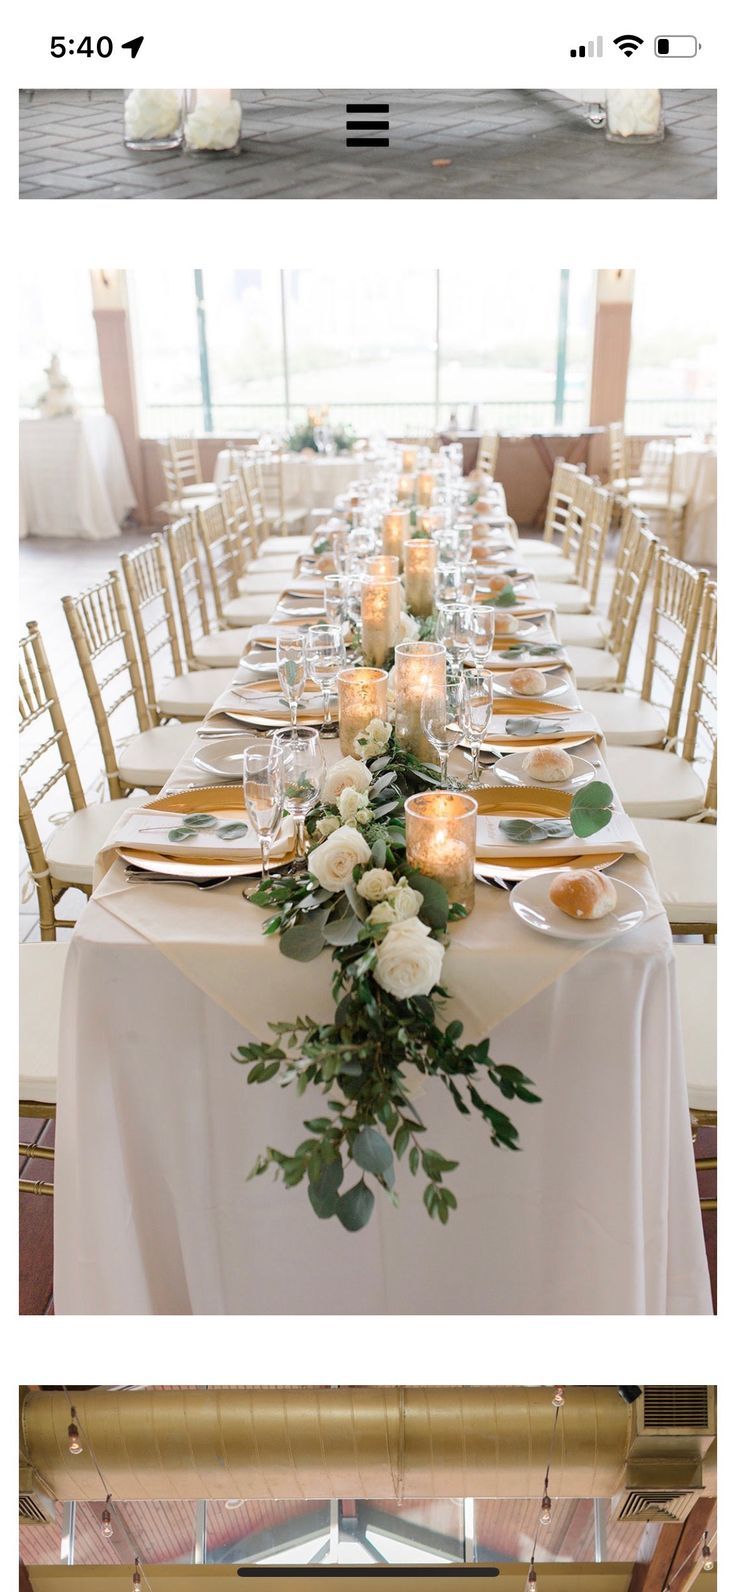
[19,88,716,199]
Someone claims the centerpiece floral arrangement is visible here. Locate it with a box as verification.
[286,409,357,455]
[236,719,543,1232]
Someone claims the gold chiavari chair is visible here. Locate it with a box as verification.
[476,432,500,478]
[165,514,251,669]
[19,941,69,1195]
[534,476,599,613]
[566,516,658,690]
[197,502,275,629]
[606,581,717,822]
[520,459,582,565]
[62,572,195,796]
[168,436,217,497]
[607,421,643,502]
[557,502,644,649]
[19,621,143,939]
[121,539,233,721]
[628,439,690,557]
[254,451,309,537]
[575,483,614,613]
[577,550,707,746]
[231,449,311,555]
[157,440,217,520]
[218,479,289,595]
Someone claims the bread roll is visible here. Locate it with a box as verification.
[486,572,512,595]
[508,667,546,696]
[521,746,575,782]
[472,496,493,517]
[549,869,617,921]
[494,613,519,636]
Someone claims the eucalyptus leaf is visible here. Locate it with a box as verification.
[279,915,328,961]
[217,822,249,840]
[483,585,516,607]
[569,780,614,838]
[352,1125,394,1179]
[307,1158,344,1219]
[505,717,565,739]
[168,827,196,842]
[406,870,450,930]
[499,642,561,659]
[335,1179,375,1232]
[182,812,219,828]
[322,912,362,946]
[499,818,573,844]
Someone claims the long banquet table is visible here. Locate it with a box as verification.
[53,521,712,1316]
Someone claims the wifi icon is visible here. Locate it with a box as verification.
[613,32,644,54]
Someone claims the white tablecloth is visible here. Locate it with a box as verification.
[215,450,377,511]
[641,439,717,566]
[53,560,711,1314]
[19,413,136,540]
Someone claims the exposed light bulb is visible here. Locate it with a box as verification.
[101,1508,113,1538]
[526,1566,537,1592]
[67,1411,82,1455]
[133,1560,142,1591]
[540,1493,552,1524]
[552,1387,565,1408]
[702,1541,714,1572]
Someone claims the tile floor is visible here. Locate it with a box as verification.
[19,89,717,200]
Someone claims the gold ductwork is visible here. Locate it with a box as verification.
[22,1387,634,1503]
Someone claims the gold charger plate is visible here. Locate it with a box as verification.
[118,786,296,877]
[225,678,323,727]
[472,787,622,877]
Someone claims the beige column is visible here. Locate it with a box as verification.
[588,268,635,428]
[90,269,147,520]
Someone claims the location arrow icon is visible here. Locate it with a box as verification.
[122,35,144,59]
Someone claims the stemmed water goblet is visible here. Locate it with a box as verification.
[323,573,346,627]
[271,727,325,858]
[243,743,285,878]
[465,604,496,669]
[276,635,307,730]
[458,669,494,785]
[306,623,345,728]
[420,673,464,784]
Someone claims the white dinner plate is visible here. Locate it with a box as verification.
[193,737,250,779]
[492,669,570,701]
[510,871,647,942]
[494,751,598,791]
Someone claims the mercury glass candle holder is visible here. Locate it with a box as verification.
[405,791,478,912]
[416,470,436,507]
[361,578,401,667]
[394,639,446,763]
[337,666,388,755]
[397,473,416,502]
[383,508,411,567]
[402,446,418,473]
[366,554,400,580]
[404,538,438,618]
[124,89,184,150]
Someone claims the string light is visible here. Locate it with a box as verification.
[552,1387,565,1408]
[526,1566,537,1592]
[133,1559,142,1591]
[101,1497,113,1538]
[67,1409,83,1455]
[540,1492,552,1525]
[702,1536,714,1572]
[524,1393,564,1592]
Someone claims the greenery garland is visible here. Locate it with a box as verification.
[235,723,542,1232]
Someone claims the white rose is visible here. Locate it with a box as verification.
[357,867,395,902]
[354,717,392,759]
[368,901,397,926]
[315,813,340,840]
[388,881,424,920]
[308,825,371,892]
[322,756,372,804]
[338,786,370,823]
[374,917,445,1000]
[185,98,242,150]
[398,611,420,643]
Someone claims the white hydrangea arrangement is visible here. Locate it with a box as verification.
[124,89,182,143]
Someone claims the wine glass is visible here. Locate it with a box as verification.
[323,573,346,627]
[459,669,494,785]
[421,674,464,783]
[271,727,325,857]
[243,743,285,878]
[276,635,307,729]
[305,623,345,727]
[466,604,496,668]
[435,602,468,669]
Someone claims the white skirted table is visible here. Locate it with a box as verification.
[53,558,711,1316]
[214,450,378,511]
[640,439,717,566]
[19,413,136,540]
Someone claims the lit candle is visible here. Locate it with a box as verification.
[361,578,401,668]
[366,554,400,580]
[382,508,411,567]
[404,538,438,618]
[394,639,446,762]
[337,666,388,756]
[405,791,478,911]
[416,470,436,507]
[397,473,415,502]
[402,446,418,473]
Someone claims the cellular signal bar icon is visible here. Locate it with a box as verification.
[570,35,603,56]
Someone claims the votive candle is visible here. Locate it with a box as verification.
[404,538,438,618]
[402,446,418,472]
[366,554,400,580]
[405,790,478,911]
[394,639,446,762]
[416,470,436,507]
[361,578,401,667]
[383,508,411,566]
[337,666,388,756]
[397,473,415,502]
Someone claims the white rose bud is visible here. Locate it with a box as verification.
[338,786,370,823]
[307,824,372,893]
[322,756,373,804]
[368,901,397,926]
[374,917,445,1000]
[315,814,340,840]
[388,882,424,920]
[357,868,395,902]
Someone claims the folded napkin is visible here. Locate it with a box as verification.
[282,577,326,597]
[106,800,294,863]
[476,802,646,862]
[489,646,570,670]
[212,682,323,722]
[242,623,310,650]
[481,711,603,746]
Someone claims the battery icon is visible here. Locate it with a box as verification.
[654,35,701,55]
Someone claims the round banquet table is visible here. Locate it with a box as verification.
[640,439,717,566]
[214,450,378,511]
[19,413,136,540]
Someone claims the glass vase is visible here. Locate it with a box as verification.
[123,89,183,151]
